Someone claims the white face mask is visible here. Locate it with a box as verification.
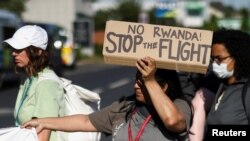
[212,62,234,79]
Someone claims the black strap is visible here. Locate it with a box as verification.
[242,79,250,124]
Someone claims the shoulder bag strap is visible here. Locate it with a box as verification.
[242,79,250,124]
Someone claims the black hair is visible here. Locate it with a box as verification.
[212,29,250,80]
[123,68,194,128]
[135,68,183,100]
[154,68,183,100]
[137,68,194,128]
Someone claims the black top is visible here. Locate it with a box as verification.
[206,79,250,125]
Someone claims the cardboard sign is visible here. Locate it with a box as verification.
[103,20,213,74]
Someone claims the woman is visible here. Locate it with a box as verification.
[4,25,65,141]
[188,67,220,141]
[22,56,192,141]
[207,29,250,124]
[190,29,250,140]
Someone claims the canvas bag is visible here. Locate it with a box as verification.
[0,127,39,141]
[38,72,101,141]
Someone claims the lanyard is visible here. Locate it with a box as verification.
[15,77,33,126]
[128,109,152,141]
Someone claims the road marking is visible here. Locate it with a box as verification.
[0,108,13,117]
[108,78,131,89]
[92,78,132,94]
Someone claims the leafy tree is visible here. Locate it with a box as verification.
[116,0,141,22]
[203,15,218,30]
[240,8,249,32]
[0,0,27,16]
[94,9,117,31]
[224,6,235,18]
[94,0,141,30]
[148,8,157,24]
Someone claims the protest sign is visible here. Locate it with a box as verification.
[103,20,213,74]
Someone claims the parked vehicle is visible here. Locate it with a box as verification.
[0,9,22,88]
[61,39,77,69]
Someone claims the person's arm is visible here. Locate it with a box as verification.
[22,114,97,133]
[189,89,206,141]
[189,87,216,141]
[136,57,186,133]
[37,129,51,141]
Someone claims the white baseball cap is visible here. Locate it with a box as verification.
[4,25,48,50]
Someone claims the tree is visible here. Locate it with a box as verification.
[116,0,141,22]
[94,10,106,31]
[94,8,122,31]
[94,0,141,30]
[224,6,235,18]
[0,0,27,16]
[203,15,218,30]
[240,8,249,32]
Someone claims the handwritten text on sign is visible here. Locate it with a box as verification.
[103,21,213,71]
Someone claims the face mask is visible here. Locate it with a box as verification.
[212,62,234,79]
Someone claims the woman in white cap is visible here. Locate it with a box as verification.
[3,25,65,141]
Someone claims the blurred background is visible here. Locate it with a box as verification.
[0,0,250,140]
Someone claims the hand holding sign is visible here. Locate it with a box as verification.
[136,57,157,82]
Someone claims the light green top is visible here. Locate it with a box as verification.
[14,68,65,141]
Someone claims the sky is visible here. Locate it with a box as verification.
[211,0,250,10]
[97,0,250,10]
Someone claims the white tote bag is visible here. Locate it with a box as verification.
[38,73,101,141]
[0,127,39,141]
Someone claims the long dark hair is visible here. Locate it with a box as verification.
[155,68,194,125]
[154,68,183,100]
[123,69,193,127]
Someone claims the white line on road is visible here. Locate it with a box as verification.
[108,78,131,89]
[0,108,13,117]
[92,78,132,94]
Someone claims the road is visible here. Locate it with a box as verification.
[0,62,136,141]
